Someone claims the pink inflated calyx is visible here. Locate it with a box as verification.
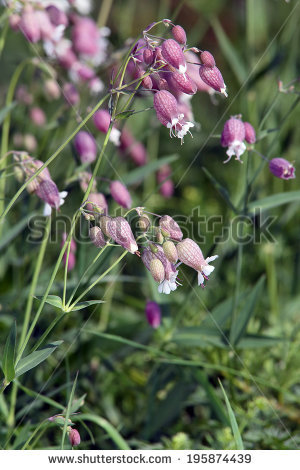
[221,117,246,163]
[89,226,106,247]
[145,301,161,328]
[243,122,256,144]
[107,217,138,254]
[143,48,154,65]
[176,238,218,287]
[199,65,227,96]
[171,25,187,45]
[159,215,183,241]
[110,180,132,209]
[161,39,186,74]
[68,428,81,447]
[168,70,197,95]
[93,109,111,133]
[200,51,216,68]
[269,158,295,180]
[35,179,60,209]
[74,131,97,163]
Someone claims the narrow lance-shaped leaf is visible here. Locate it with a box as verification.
[218,379,244,450]
[15,340,63,377]
[1,320,17,382]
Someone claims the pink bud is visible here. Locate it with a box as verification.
[26,159,51,193]
[221,117,245,147]
[107,217,138,253]
[243,122,256,144]
[269,158,295,180]
[89,226,106,247]
[63,83,80,106]
[93,109,111,134]
[171,25,187,45]
[30,107,46,127]
[63,251,76,272]
[68,428,81,447]
[86,193,108,214]
[16,85,33,105]
[79,171,97,193]
[159,215,183,240]
[185,51,214,94]
[72,17,100,56]
[110,181,132,209]
[160,180,174,198]
[35,179,60,209]
[161,39,186,74]
[129,141,147,166]
[46,5,69,27]
[19,7,41,43]
[199,65,227,96]
[24,134,37,153]
[58,45,77,69]
[168,70,197,95]
[143,48,154,65]
[75,62,95,81]
[44,79,61,100]
[141,74,153,90]
[145,301,161,328]
[74,131,97,163]
[200,51,216,68]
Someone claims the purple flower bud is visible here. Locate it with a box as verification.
[171,25,187,45]
[161,39,186,74]
[72,17,100,56]
[143,48,154,65]
[160,180,174,198]
[200,51,216,68]
[141,74,153,90]
[86,192,108,215]
[159,215,183,241]
[35,179,60,209]
[68,428,81,447]
[185,51,214,94]
[107,217,138,253]
[74,131,97,163]
[176,238,218,286]
[145,301,161,328]
[26,159,51,193]
[110,181,132,209]
[93,109,111,134]
[221,117,246,163]
[269,158,295,180]
[244,121,256,144]
[199,65,227,96]
[19,7,41,43]
[46,5,69,27]
[89,226,106,247]
[30,107,46,127]
[168,70,197,95]
[63,83,80,106]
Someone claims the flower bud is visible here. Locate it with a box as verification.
[221,117,246,163]
[161,39,186,74]
[30,107,46,127]
[243,122,256,144]
[35,179,60,209]
[143,48,154,65]
[160,180,174,198]
[93,109,111,134]
[72,17,100,56]
[74,131,97,163]
[63,251,76,272]
[68,428,81,447]
[199,65,227,96]
[171,25,187,45]
[159,215,183,241]
[155,227,164,244]
[24,134,37,152]
[46,5,69,27]
[86,193,108,215]
[137,215,150,232]
[269,158,295,180]
[168,70,197,95]
[145,301,161,328]
[110,181,132,209]
[150,258,165,282]
[90,226,106,247]
[200,51,215,68]
[107,217,138,253]
[163,240,178,263]
[79,171,97,192]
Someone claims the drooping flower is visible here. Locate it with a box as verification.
[35,179,67,216]
[159,215,183,240]
[68,428,81,447]
[168,70,197,95]
[243,121,256,144]
[269,158,295,180]
[161,39,186,74]
[145,301,161,328]
[74,131,97,163]
[106,217,138,254]
[221,117,246,163]
[199,65,227,96]
[110,181,132,209]
[142,246,178,294]
[176,238,218,287]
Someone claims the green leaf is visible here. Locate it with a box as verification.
[248,191,300,214]
[122,154,179,186]
[70,300,105,311]
[237,334,284,349]
[15,340,63,377]
[201,290,249,330]
[115,110,135,120]
[219,380,244,450]
[231,276,265,345]
[210,18,247,84]
[34,295,63,310]
[172,327,229,349]
[0,102,17,125]
[1,320,16,382]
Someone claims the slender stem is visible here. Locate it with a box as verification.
[69,251,128,310]
[19,217,51,350]
[62,237,72,308]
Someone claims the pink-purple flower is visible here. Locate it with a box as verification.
[221,117,246,163]
[269,158,295,180]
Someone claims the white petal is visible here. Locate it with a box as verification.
[197,271,204,285]
[43,203,52,217]
[202,265,215,276]
[59,191,68,198]
[206,255,218,263]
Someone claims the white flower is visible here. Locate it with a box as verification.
[43,190,68,217]
[158,270,178,295]
[224,140,246,164]
[197,255,218,286]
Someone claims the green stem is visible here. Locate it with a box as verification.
[69,250,128,310]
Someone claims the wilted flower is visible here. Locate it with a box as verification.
[74,131,97,163]
[68,428,81,447]
[243,121,256,144]
[110,181,132,209]
[159,215,183,240]
[145,301,161,328]
[269,158,295,180]
[176,238,218,287]
[199,65,227,96]
[221,117,246,163]
[106,217,138,254]
[161,39,186,74]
